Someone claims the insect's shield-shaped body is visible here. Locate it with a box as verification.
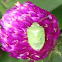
[27,22,45,51]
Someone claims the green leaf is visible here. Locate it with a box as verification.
[56,35,62,55]
[0,43,2,46]
[49,51,62,62]
[0,12,2,19]
[51,5,62,29]
[0,51,29,62]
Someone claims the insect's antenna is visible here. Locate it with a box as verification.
[38,16,49,23]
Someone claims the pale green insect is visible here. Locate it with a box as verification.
[27,22,45,51]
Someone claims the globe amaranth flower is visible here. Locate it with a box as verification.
[0,1,60,62]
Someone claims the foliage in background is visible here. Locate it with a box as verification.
[0,0,62,62]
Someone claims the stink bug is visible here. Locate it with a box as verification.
[27,22,45,51]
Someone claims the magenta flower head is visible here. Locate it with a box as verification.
[0,1,60,62]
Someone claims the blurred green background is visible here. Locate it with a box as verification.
[0,0,62,62]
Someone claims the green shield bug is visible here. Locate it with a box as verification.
[27,22,45,51]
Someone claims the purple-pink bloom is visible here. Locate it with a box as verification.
[0,1,60,62]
